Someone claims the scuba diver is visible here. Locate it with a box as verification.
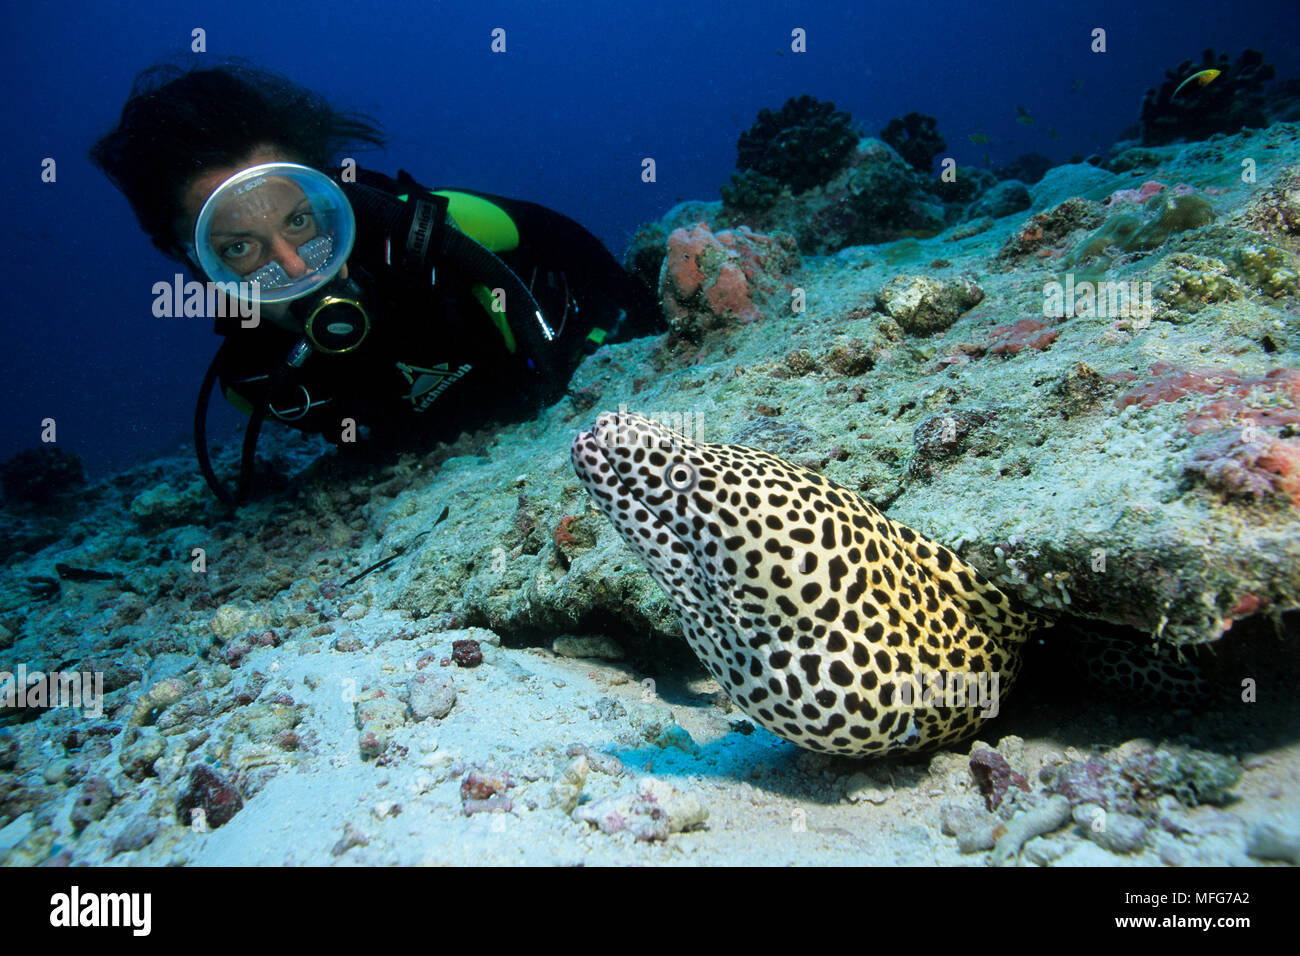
[90,63,662,504]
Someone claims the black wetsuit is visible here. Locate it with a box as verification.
[208,167,661,448]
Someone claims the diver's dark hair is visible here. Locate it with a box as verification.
[89,61,387,260]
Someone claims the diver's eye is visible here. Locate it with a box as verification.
[222,240,251,261]
[664,462,696,492]
[286,211,313,232]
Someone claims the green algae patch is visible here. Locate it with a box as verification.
[1134,194,1216,248]
[1068,194,1217,271]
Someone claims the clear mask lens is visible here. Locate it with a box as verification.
[192,163,355,305]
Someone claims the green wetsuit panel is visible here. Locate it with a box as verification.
[433,190,521,253]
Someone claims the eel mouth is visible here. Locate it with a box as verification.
[569,421,609,488]
[571,418,645,510]
[570,411,637,489]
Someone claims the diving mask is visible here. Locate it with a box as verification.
[190,162,356,306]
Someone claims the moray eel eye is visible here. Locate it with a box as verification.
[665,462,696,492]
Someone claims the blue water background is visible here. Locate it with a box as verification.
[2,0,1297,476]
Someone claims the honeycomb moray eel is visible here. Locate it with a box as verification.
[572,410,1050,757]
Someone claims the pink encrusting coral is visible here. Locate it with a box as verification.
[1185,433,1300,509]
[1118,363,1300,434]
[1107,180,1167,205]
[664,226,709,295]
[986,318,1060,355]
[1119,363,1247,409]
[705,261,755,320]
[659,222,800,339]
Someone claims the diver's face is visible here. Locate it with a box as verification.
[179,146,346,329]
[208,175,319,283]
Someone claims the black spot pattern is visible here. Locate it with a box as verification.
[570,410,1040,757]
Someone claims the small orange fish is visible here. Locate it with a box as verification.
[1172,68,1221,99]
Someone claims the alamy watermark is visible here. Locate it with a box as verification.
[49,885,150,936]
[1044,274,1154,320]
[0,664,104,719]
[888,669,1001,718]
[152,274,260,327]
[612,403,706,449]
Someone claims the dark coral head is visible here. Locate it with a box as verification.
[735,94,858,194]
[880,111,947,174]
